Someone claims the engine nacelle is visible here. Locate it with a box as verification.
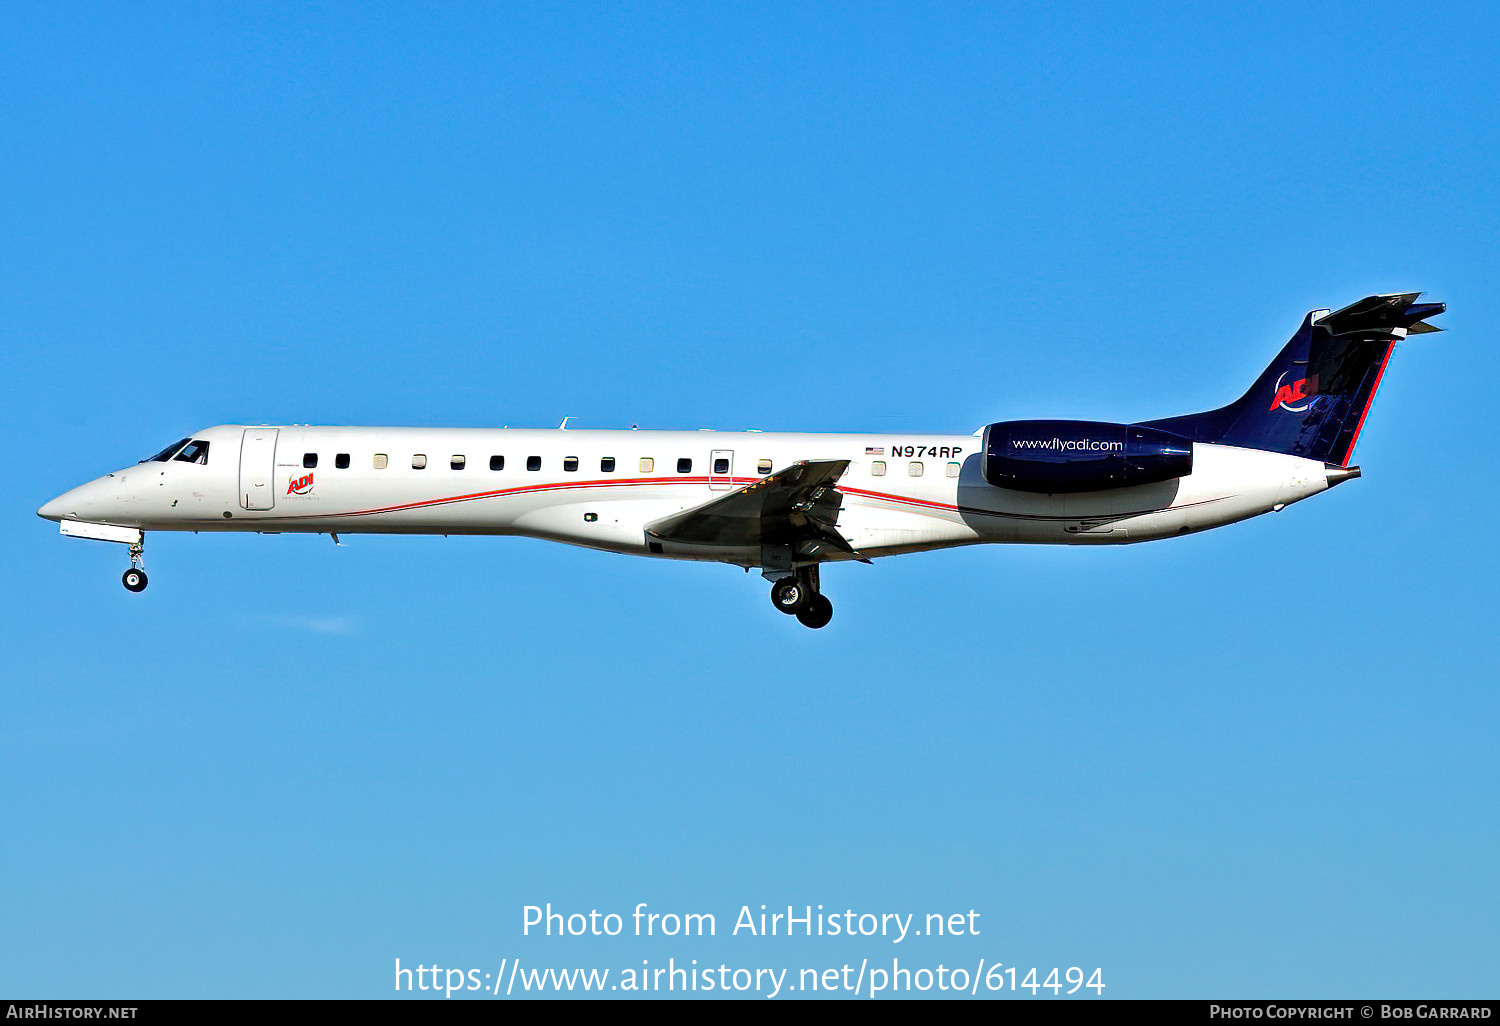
[981,420,1193,493]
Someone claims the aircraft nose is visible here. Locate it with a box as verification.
[38,490,75,522]
[38,479,108,522]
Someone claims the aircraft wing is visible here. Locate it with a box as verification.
[645,459,865,560]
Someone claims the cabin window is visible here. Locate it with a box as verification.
[303,453,318,469]
[564,457,579,472]
[676,458,692,474]
[451,455,466,470]
[871,461,886,476]
[601,457,616,472]
[173,440,210,465]
[412,454,428,469]
[640,458,654,473]
[908,461,924,477]
[757,458,772,475]
[946,461,961,478]
[713,457,729,474]
[527,456,541,471]
[489,455,504,471]
[335,453,350,469]
[373,454,388,470]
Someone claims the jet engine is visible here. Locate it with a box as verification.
[981,420,1193,493]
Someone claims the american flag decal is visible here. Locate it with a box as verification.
[865,447,884,455]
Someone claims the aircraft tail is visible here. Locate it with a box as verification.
[1142,293,1443,468]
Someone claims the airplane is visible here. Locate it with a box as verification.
[38,292,1442,628]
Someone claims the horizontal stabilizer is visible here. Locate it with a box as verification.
[1316,293,1446,336]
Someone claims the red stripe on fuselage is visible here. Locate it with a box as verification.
[262,476,760,521]
[254,475,965,524]
[250,475,1218,528]
[840,484,958,513]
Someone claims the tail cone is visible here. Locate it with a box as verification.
[1325,465,1362,488]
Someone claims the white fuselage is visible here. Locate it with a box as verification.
[40,423,1335,566]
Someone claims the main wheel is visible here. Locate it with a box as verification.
[796,594,833,629]
[770,577,809,614]
[122,568,148,593]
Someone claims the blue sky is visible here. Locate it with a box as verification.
[3,1,1497,999]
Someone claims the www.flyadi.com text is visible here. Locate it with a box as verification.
[395,958,1105,998]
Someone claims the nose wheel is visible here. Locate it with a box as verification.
[767,568,834,629]
[122,540,148,593]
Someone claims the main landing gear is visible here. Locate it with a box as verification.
[768,566,833,629]
[122,539,147,593]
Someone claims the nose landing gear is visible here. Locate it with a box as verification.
[122,540,147,592]
[767,566,834,629]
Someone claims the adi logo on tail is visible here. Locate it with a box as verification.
[1269,372,1316,413]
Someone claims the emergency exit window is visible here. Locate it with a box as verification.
[713,457,729,474]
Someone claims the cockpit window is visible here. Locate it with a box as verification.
[173,440,210,465]
[143,438,191,463]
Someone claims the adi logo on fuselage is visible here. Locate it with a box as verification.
[287,472,314,495]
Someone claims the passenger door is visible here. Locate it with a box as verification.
[239,428,279,510]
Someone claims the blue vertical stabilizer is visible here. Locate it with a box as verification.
[1143,293,1443,467]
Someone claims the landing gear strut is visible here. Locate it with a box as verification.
[767,566,834,629]
[122,540,147,593]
